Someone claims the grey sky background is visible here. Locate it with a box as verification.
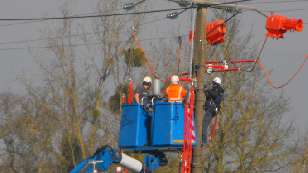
[0,0,307,135]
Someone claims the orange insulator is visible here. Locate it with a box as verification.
[206,19,227,45]
[284,18,303,32]
[266,14,303,39]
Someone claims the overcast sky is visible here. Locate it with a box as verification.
[0,0,307,134]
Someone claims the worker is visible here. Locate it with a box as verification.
[166,75,187,102]
[202,77,224,144]
[135,76,153,105]
[135,76,154,145]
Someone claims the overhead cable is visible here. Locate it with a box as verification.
[0,7,193,21]
[257,55,308,89]
[245,0,308,4]
[244,37,269,72]
[0,0,259,22]
[0,15,172,46]
[0,34,188,51]
[261,8,306,13]
[0,10,122,27]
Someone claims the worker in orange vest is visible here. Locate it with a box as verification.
[166,75,187,102]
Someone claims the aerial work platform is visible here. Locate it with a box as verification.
[119,102,195,152]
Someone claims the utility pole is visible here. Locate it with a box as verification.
[170,1,262,172]
[191,1,208,173]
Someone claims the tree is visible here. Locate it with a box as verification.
[201,11,296,173]
[0,0,143,172]
[0,4,299,173]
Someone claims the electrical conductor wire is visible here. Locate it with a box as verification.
[0,0,259,21]
[257,55,308,89]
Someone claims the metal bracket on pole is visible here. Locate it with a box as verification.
[192,0,267,17]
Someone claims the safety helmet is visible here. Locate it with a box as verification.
[143,76,152,83]
[213,77,222,85]
[116,167,122,173]
[171,75,179,84]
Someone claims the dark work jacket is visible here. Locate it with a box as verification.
[136,86,153,106]
[204,83,224,115]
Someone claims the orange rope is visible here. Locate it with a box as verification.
[182,87,195,173]
[257,55,308,89]
[127,80,134,104]
[208,116,219,143]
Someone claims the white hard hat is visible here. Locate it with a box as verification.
[213,77,222,85]
[171,75,179,84]
[116,166,122,172]
[143,76,152,83]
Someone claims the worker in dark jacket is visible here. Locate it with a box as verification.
[135,76,153,105]
[135,76,153,145]
[202,77,224,144]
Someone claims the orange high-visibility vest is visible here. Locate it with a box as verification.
[166,84,187,102]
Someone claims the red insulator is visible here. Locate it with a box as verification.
[207,65,226,69]
[206,19,227,45]
[205,59,257,64]
[179,77,192,82]
[214,67,240,72]
[266,14,303,39]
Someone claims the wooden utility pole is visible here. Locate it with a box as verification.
[191,2,208,173]
[189,1,260,173]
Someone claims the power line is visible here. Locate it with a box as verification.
[0,33,91,45]
[0,7,193,21]
[0,34,188,51]
[249,0,308,4]
[0,7,302,29]
[0,16,173,46]
[245,0,308,4]
[244,37,269,72]
[0,5,302,48]
[0,20,43,27]
[257,55,308,89]
[202,0,260,7]
[200,0,268,17]
[261,8,306,13]
[0,9,123,27]
[0,0,259,22]
[0,12,103,28]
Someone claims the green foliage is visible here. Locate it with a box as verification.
[123,48,147,67]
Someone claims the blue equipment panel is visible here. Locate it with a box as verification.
[152,102,184,147]
[119,104,148,148]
